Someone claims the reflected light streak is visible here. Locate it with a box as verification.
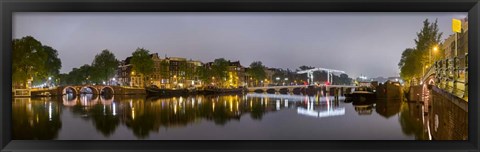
[48,102,52,121]
[246,93,344,102]
[174,104,177,114]
[192,98,195,107]
[112,102,116,116]
[297,107,345,118]
[276,100,280,110]
[132,107,135,120]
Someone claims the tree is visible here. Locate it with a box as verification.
[196,66,212,85]
[12,36,62,88]
[30,46,62,87]
[91,49,119,84]
[40,46,62,79]
[399,19,443,85]
[130,48,154,87]
[248,61,266,87]
[159,60,170,83]
[399,48,421,84]
[414,19,443,67]
[77,64,93,85]
[211,58,229,87]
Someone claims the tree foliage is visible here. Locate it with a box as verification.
[196,66,212,85]
[91,49,119,83]
[399,19,443,84]
[211,58,229,87]
[159,60,170,80]
[131,48,154,87]
[12,36,62,88]
[248,61,266,86]
[414,19,443,66]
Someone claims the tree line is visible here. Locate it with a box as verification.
[398,19,444,86]
[13,36,352,88]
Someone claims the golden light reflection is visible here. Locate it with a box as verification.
[132,107,135,120]
[174,104,177,114]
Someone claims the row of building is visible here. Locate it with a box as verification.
[116,53,277,89]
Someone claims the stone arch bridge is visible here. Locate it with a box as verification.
[30,85,145,97]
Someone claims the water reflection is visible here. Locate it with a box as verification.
[11,92,467,140]
[12,98,62,139]
[399,101,429,140]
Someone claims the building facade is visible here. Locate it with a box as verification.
[117,53,204,89]
[442,17,468,59]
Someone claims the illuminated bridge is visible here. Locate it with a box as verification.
[23,85,145,97]
[416,53,468,140]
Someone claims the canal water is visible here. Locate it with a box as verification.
[11,92,461,140]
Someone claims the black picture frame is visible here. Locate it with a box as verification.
[1,0,479,151]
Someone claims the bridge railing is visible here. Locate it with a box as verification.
[434,53,468,101]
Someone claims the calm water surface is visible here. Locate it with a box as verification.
[12,93,436,140]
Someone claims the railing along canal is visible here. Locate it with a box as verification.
[434,53,468,101]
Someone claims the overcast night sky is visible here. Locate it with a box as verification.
[13,12,467,78]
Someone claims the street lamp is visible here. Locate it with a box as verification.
[431,46,438,64]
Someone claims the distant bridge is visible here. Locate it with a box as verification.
[246,84,358,95]
[297,67,346,85]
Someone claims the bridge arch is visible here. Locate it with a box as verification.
[100,95,114,105]
[80,86,99,94]
[62,94,78,107]
[100,86,115,96]
[421,74,436,113]
[80,94,99,106]
[63,86,78,96]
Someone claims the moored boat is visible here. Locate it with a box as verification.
[346,87,376,103]
[145,85,188,97]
